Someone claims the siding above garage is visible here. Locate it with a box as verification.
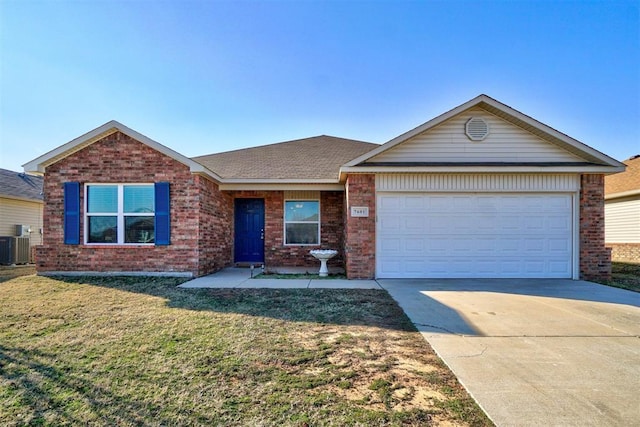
[376,173,580,192]
[366,107,584,164]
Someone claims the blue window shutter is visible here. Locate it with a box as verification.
[155,182,170,245]
[64,182,80,244]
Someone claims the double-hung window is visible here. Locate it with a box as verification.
[86,184,155,244]
[284,200,319,245]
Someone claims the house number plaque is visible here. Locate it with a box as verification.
[350,206,369,217]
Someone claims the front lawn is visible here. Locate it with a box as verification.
[0,274,491,426]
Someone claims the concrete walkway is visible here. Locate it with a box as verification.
[378,278,640,427]
[179,267,382,289]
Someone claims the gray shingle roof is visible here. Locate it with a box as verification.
[193,135,379,180]
[0,169,44,201]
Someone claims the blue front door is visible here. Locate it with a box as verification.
[234,198,265,263]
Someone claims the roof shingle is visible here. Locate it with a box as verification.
[0,169,44,202]
[605,155,640,196]
[193,135,378,180]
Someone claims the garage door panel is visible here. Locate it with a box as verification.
[404,259,424,274]
[475,238,498,252]
[477,260,500,274]
[429,197,452,210]
[549,260,571,275]
[378,196,402,211]
[380,238,401,253]
[405,238,424,252]
[404,196,426,209]
[377,193,573,278]
[379,215,400,232]
[524,238,545,253]
[428,215,452,231]
[475,215,496,230]
[499,216,521,231]
[548,238,570,253]
[544,196,571,210]
[547,215,571,231]
[523,216,545,231]
[404,215,425,229]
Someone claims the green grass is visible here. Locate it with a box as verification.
[0,273,492,426]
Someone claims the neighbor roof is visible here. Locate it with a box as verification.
[193,136,378,182]
[0,168,44,202]
[605,155,640,198]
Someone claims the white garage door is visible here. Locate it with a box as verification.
[377,193,573,278]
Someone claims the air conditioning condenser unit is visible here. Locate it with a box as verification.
[0,236,31,265]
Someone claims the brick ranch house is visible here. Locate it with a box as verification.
[24,95,625,281]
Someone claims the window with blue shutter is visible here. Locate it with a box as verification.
[64,182,80,244]
[82,182,169,245]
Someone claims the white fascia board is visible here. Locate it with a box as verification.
[605,189,640,200]
[219,183,345,191]
[22,120,224,183]
[339,164,625,179]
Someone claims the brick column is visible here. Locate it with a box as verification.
[344,174,376,279]
[579,174,611,281]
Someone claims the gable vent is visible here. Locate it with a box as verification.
[465,117,489,141]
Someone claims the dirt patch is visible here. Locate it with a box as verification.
[291,322,472,424]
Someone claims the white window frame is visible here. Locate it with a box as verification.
[284,199,321,246]
[84,183,155,245]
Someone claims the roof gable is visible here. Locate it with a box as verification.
[366,106,586,164]
[23,120,222,181]
[0,168,44,202]
[344,94,624,172]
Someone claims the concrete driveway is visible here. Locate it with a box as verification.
[378,279,640,427]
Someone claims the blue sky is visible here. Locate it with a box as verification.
[1,0,638,172]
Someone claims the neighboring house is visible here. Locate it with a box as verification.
[23,95,624,280]
[605,155,640,262]
[0,168,44,263]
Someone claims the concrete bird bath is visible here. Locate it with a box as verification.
[309,249,338,277]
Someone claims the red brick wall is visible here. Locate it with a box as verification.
[344,174,376,279]
[229,191,345,270]
[320,191,345,267]
[579,174,612,281]
[608,243,640,263]
[196,175,234,275]
[37,131,228,276]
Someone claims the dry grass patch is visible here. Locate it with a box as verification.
[0,266,36,282]
[0,274,491,426]
[597,262,640,292]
